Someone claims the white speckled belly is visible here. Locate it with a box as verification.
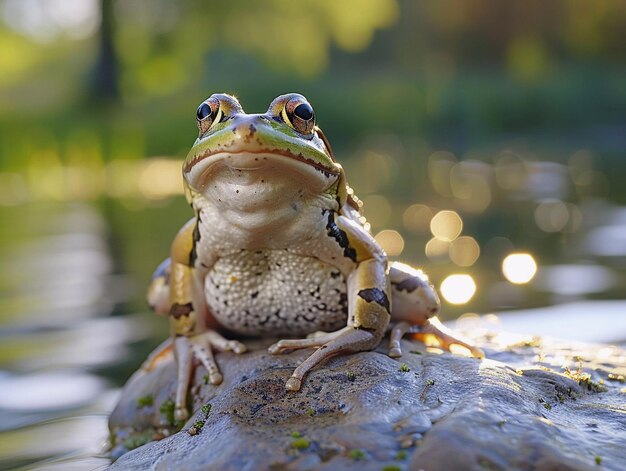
[204,250,348,336]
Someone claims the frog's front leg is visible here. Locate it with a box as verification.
[167,219,246,421]
[269,212,390,391]
[388,262,484,359]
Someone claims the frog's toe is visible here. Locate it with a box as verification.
[267,341,282,354]
[208,371,223,385]
[226,340,247,354]
[388,343,402,358]
[285,376,302,391]
[203,330,247,354]
[268,339,295,354]
[189,336,224,382]
[418,318,484,359]
[388,321,413,358]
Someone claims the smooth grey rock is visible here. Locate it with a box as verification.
[108,333,626,471]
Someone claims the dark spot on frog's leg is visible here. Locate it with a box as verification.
[392,277,423,293]
[325,211,357,262]
[251,291,259,299]
[189,213,202,266]
[170,302,193,319]
[357,288,390,314]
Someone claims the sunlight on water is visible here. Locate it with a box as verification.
[463,301,626,344]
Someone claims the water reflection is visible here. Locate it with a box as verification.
[0,203,144,470]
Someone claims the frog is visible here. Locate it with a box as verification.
[145,93,483,421]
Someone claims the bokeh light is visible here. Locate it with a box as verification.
[495,153,528,191]
[402,203,433,234]
[449,236,480,267]
[425,237,450,263]
[428,151,456,197]
[374,229,404,256]
[450,161,492,214]
[440,274,477,305]
[502,253,538,284]
[430,210,463,242]
[534,199,569,233]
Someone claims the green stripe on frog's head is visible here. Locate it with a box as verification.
[183,93,341,193]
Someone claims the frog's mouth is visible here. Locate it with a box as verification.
[184,149,340,192]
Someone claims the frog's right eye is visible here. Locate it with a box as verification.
[196,96,222,134]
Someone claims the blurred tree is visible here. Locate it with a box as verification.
[111,0,399,100]
[91,0,119,102]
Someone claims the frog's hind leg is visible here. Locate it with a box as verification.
[270,327,375,391]
[388,262,483,359]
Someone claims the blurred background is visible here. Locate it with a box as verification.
[0,0,624,469]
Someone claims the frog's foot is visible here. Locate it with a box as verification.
[173,331,247,421]
[389,318,484,359]
[269,326,376,391]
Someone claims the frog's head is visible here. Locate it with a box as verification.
[183,93,342,208]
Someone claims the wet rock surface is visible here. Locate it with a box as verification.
[108,332,626,471]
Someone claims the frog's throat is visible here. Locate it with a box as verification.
[184,149,340,191]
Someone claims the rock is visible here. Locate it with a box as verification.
[108,332,626,471]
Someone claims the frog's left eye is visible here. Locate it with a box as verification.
[282,97,315,136]
[196,96,223,134]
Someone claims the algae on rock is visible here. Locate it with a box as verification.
[109,333,626,471]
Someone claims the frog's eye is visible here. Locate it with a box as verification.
[196,96,223,134]
[282,97,315,136]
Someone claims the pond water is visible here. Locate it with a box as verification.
[0,199,624,470]
[0,202,159,470]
